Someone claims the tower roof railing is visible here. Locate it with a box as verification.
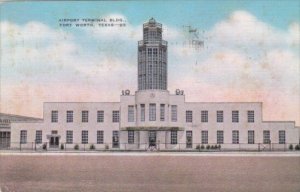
[143,22,162,28]
[138,40,167,46]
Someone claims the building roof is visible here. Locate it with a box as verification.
[0,113,42,123]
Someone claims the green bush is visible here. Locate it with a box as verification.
[60,144,64,150]
[42,143,47,150]
[90,144,95,150]
[200,145,205,150]
[289,144,293,150]
[295,144,300,150]
[206,145,210,150]
[74,144,79,150]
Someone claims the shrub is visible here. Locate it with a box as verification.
[295,144,300,150]
[200,145,205,150]
[196,144,200,150]
[214,145,218,149]
[74,144,79,150]
[289,144,293,150]
[42,143,47,150]
[90,144,95,150]
[206,145,210,150]
[211,145,215,149]
[105,144,109,150]
[60,144,64,150]
[217,144,221,150]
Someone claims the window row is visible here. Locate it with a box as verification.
[185,110,255,123]
[51,110,119,123]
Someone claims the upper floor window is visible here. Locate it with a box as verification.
[186,110,193,123]
[149,104,156,121]
[232,111,239,123]
[112,111,120,123]
[140,104,145,122]
[160,104,165,121]
[66,110,73,123]
[128,105,135,122]
[217,111,223,123]
[247,110,255,123]
[82,111,89,123]
[51,110,58,123]
[171,105,177,122]
[201,111,208,123]
[97,110,104,123]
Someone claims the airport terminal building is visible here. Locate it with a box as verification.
[1,18,300,151]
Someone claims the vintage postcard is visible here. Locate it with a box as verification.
[0,0,299,191]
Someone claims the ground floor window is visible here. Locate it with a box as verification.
[279,130,285,144]
[82,130,88,144]
[186,131,193,148]
[35,130,42,144]
[248,130,255,144]
[20,130,27,144]
[112,131,119,148]
[128,131,134,144]
[217,130,224,144]
[97,130,104,144]
[201,130,208,144]
[66,130,73,144]
[263,130,270,144]
[171,131,177,144]
[232,130,239,144]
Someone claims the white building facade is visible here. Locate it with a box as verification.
[6,18,300,151]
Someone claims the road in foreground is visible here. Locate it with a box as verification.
[0,154,299,192]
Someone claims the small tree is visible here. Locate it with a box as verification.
[206,145,210,150]
[90,144,95,150]
[289,144,293,150]
[60,144,64,150]
[295,144,300,150]
[200,145,205,150]
[196,144,200,150]
[42,143,47,150]
[217,144,221,150]
[105,144,109,150]
[74,144,79,150]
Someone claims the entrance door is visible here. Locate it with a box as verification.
[186,131,193,148]
[50,136,59,148]
[112,131,119,148]
[149,131,156,147]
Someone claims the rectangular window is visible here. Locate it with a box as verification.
[82,111,89,123]
[66,130,73,144]
[232,111,239,123]
[263,130,270,144]
[20,130,27,144]
[217,130,224,144]
[97,130,104,144]
[186,110,193,123]
[160,104,165,121]
[232,130,239,144]
[51,110,58,123]
[35,130,42,144]
[171,131,177,144]
[82,130,88,144]
[201,111,208,122]
[248,110,255,123]
[97,110,104,123]
[186,131,193,148]
[66,110,73,123]
[248,130,255,144]
[128,105,135,122]
[171,105,177,122]
[279,130,285,144]
[128,131,134,144]
[149,104,156,121]
[217,111,223,123]
[112,111,120,123]
[201,130,208,144]
[140,104,145,122]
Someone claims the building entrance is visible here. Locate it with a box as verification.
[49,136,59,148]
[149,131,157,147]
